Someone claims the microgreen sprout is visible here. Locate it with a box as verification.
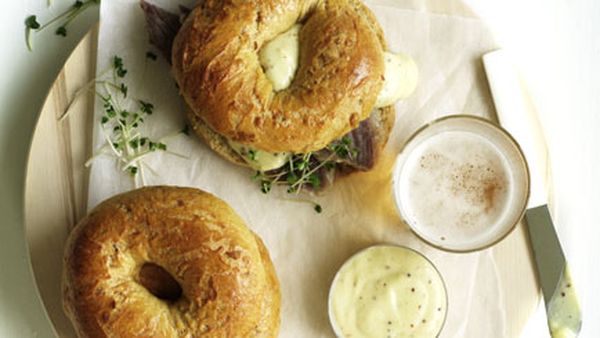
[254,136,356,193]
[247,149,257,161]
[251,135,357,212]
[80,55,187,187]
[25,0,100,51]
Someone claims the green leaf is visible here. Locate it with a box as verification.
[129,139,139,149]
[73,0,84,9]
[119,83,128,97]
[25,15,41,29]
[286,173,299,185]
[139,100,154,115]
[308,173,321,189]
[157,143,167,151]
[260,180,272,194]
[247,149,257,161]
[113,56,123,68]
[55,26,67,37]
[101,116,109,124]
[251,171,262,181]
[314,204,323,213]
[127,166,138,176]
[295,158,308,171]
[113,56,127,77]
[104,101,116,116]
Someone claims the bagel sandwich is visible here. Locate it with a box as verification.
[140,0,418,192]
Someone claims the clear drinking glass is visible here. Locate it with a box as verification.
[392,115,530,252]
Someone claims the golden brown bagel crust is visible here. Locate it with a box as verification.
[62,186,280,338]
[186,105,248,167]
[172,0,387,153]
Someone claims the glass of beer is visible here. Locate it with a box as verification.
[392,115,530,252]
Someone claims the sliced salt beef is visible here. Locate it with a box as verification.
[269,115,378,192]
[339,117,376,170]
[340,107,390,172]
[316,115,377,172]
[139,0,182,63]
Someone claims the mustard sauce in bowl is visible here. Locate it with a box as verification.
[328,245,447,338]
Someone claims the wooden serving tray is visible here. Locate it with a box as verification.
[24,26,98,338]
[24,21,539,337]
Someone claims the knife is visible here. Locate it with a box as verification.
[483,50,582,338]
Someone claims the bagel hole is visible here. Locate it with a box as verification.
[138,263,182,302]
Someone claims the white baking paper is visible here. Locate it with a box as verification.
[88,1,514,337]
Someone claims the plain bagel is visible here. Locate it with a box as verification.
[172,0,387,153]
[62,186,280,337]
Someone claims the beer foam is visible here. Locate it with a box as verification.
[396,130,516,250]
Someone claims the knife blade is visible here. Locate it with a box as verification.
[483,49,582,338]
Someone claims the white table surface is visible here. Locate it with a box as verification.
[0,1,598,337]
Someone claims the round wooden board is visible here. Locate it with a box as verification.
[24,26,98,338]
[24,9,540,337]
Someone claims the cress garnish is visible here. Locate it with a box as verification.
[251,136,358,212]
[25,0,100,51]
[253,136,357,194]
[72,55,187,187]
